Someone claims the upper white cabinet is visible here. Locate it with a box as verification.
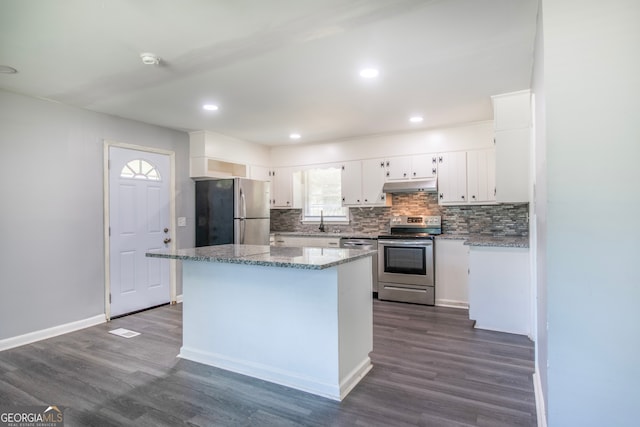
[362,158,389,205]
[189,131,269,179]
[341,161,362,205]
[270,167,301,209]
[341,159,390,206]
[385,154,437,180]
[467,148,496,204]
[437,151,467,204]
[249,165,271,182]
[492,90,531,203]
[492,90,531,131]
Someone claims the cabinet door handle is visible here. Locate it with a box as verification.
[438,156,443,162]
[342,197,345,202]
[403,173,407,177]
[380,194,385,200]
[461,195,465,200]
[432,168,437,175]
[439,193,444,199]
[432,157,437,164]
[364,199,368,202]
[386,171,390,177]
[412,172,416,176]
[380,161,385,167]
[472,195,476,199]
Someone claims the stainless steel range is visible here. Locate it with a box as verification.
[377,215,441,305]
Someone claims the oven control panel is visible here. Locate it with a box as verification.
[389,215,441,227]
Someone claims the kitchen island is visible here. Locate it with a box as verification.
[147,244,376,401]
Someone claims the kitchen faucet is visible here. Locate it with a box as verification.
[318,210,325,232]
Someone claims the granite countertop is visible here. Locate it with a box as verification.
[146,244,377,270]
[436,234,529,248]
[272,231,379,239]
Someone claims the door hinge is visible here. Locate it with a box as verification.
[108,226,111,236]
[109,293,112,303]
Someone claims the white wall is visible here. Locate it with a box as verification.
[544,1,640,426]
[270,121,493,167]
[0,89,193,341]
[531,0,548,419]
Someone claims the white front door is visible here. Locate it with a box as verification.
[109,146,171,317]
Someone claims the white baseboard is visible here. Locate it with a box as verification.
[176,294,183,303]
[533,369,547,427]
[0,314,106,352]
[435,299,469,309]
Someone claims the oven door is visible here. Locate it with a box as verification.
[378,239,434,286]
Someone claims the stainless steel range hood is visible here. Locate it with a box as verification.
[382,178,437,193]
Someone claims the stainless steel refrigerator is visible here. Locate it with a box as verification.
[195,178,271,246]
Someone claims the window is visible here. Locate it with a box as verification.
[302,167,349,223]
[120,159,161,181]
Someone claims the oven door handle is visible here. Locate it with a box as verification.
[379,240,433,247]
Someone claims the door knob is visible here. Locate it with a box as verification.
[163,238,172,244]
[164,228,169,233]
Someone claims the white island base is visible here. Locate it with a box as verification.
[179,257,373,401]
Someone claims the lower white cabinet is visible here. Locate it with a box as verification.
[468,246,530,336]
[272,235,340,248]
[434,239,469,308]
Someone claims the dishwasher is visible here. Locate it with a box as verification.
[340,238,379,295]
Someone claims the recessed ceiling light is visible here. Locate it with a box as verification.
[0,65,18,74]
[289,133,301,140]
[140,52,160,65]
[409,116,424,123]
[202,104,219,111]
[359,68,379,79]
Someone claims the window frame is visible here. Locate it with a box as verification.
[299,165,350,224]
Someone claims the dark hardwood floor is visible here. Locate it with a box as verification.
[0,300,536,426]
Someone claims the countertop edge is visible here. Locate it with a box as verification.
[146,249,376,270]
[435,234,530,248]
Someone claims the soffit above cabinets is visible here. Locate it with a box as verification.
[0,0,538,146]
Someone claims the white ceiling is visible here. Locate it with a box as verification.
[0,0,538,146]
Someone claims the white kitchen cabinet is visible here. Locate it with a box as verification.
[249,165,271,182]
[340,161,363,205]
[411,153,438,179]
[385,154,437,180]
[495,128,529,203]
[341,159,389,207]
[437,151,467,204]
[491,90,531,131]
[468,246,530,336]
[272,235,340,248]
[361,158,389,205]
[492,90,530,203]
[434,239,469,308]
[270,167,301,209]
[467,148,496,204]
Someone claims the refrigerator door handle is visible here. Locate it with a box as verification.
[239,218,245,244]
[240,188,247,219]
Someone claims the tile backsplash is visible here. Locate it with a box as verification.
[270,193,529,237]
